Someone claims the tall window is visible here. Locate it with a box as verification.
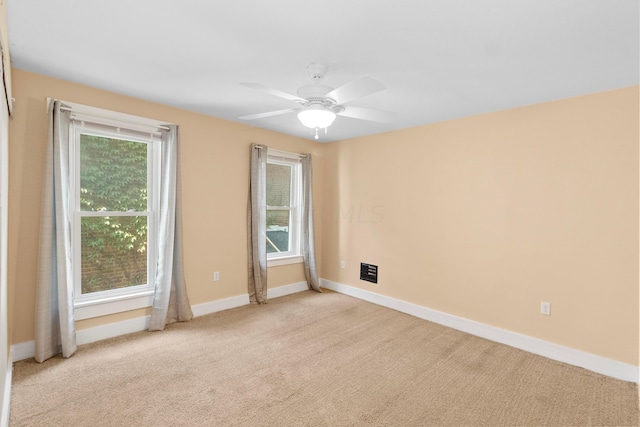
[266,151,301,261]
[70,117,161,319]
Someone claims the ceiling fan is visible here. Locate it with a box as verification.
[239,63,396,140]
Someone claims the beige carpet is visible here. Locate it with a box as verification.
[9,291,640,426]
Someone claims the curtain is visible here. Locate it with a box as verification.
[35,100,77,363]
[247,144,268,304]
[301,155,321,292]
[149,125,193,330]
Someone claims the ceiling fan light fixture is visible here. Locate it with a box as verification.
[297,104,336,130]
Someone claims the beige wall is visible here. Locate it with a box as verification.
[322,86,639,365]
[7,67,639,368]
[8,69,324,344]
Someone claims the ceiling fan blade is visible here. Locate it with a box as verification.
[239,108,299,120]
[325,76,386,104]
[337,105,397,123]
[240,82,305,103]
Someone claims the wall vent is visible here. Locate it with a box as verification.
[360,263,378,284]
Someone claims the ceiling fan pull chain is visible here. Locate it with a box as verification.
[314,128,319,140]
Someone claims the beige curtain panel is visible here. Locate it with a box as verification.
[247,143,268,304]
[35,100,77,363]
[149,125,193,330]
[301,154,321,292]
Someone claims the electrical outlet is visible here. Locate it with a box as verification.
[540,301,551,315]
[340,260,345,269]
[213,271,220,282]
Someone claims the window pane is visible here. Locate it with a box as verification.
[80,134,148,212]
[266,163,291,207]
[81,216,148,294]
[266,210,290,253]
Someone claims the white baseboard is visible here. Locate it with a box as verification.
[191,294,250,317]
[1,357,11,427]
[191,282,309,317]
[10,341,34,363]
[10,282,310,362]
[320,279,639,383]
[11,316,152,362]
[267,281,309,299]
[76,315,151,346]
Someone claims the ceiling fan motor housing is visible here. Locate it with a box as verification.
[298,63,344,112]
[297,84,333,101]
[297,83,344,114]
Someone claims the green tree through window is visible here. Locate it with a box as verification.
[79,134,149,294]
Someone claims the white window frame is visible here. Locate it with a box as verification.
[266,149,303,267]
[64,103,165,320]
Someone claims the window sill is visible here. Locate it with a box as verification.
[267,255,304,267]
[74,291,154,320]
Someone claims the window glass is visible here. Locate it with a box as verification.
[266,163,291,207]
[80,134,147,212]
[266,210,290,253]
[76,130,154,299]
[266,154,300,260]
[81,216,148,294]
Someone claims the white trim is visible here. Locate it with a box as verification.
[266,152,302,261]
[267,255,303,267]
[70,118,160,319]
[267,281,309,299]
[0,357,11,427]
[10,341,34,362]
[266,147,305,160]
[191,283,309,317]
[0,62,9,427]
[76,316,151,346]
[191,294,250,318]
[47,98,171,131]
[320,279,639,383]
[10,317,152,362]
[74,293,154,320]
[11,318,152,362]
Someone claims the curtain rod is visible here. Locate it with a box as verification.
[59,106,171,131]
[254,144,307,158]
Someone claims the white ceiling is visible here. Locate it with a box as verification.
[7,1,639,142]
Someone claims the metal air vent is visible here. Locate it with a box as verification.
[360,263,378,284]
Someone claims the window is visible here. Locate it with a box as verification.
[266,151,302,264]
[68,107,163,319]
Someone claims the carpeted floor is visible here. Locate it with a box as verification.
[9,291,640,426]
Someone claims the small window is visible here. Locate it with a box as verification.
[266,151,301,261]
